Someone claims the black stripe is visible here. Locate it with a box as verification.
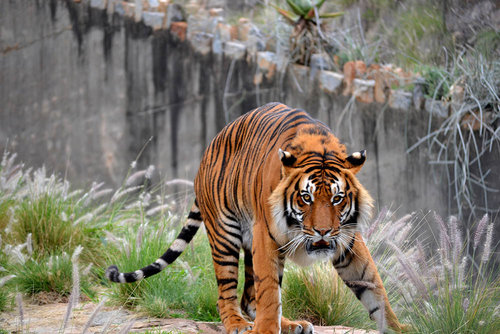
[141,262,163,278]
[334,254,353,269]
[344,280,369,300]
[348,234,356,250]
[221,283,238,292]
[369,306,380,317]
[353,286,367,299]
[177,224,200,243]
[162,249,182,263]
[333,251,346,266]
[360,263,368,279]
[217,278,238,286]
[188,211,202,221]
[213,259,239,267]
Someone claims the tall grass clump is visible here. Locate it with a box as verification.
[365,209,500,333]
[0,153,112,266]
[282,261,371,328]
[11,249,94,299]
[0,152,179,305]
[11,193,101,264]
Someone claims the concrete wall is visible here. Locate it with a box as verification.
[1,0,498,224]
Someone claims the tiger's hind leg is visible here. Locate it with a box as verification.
[333,232,410,333]
[205,217,252,334]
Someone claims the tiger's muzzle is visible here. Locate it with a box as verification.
[305,239,336,254]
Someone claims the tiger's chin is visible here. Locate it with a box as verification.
[287,240,336,266]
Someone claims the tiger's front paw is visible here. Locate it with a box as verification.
[396,323,413,333]
[281,318,314,334]
[227,321,253,334]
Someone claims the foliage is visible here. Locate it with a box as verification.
[10,252,94,298]
[362,209,500,333]
[475,29,500,61]
[390,3,452,66]
[275,0,343,21]
[0,152,178,305]
[0,287,11,312]
[271,0,343,65]
[408,51,500,222]
[417,65,451,100]
[11,193,102,264]
[282,261,372,328]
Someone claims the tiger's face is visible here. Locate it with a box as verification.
[269,134,373,265]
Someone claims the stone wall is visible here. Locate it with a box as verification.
[1,0,498,224]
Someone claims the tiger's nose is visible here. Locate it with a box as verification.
[313,227,332,236]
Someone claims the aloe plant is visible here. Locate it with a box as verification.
[275,0,343,22]
[272,0,343,65]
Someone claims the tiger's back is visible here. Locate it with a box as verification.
[195,103,316,243]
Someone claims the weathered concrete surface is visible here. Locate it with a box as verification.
[0,0,498,224]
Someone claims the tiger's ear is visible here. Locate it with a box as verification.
[345,150,366,174]
[278,148,296,167]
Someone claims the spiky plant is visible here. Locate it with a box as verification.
[272,0,343,65]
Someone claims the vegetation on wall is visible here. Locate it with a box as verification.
[264,0,500,223]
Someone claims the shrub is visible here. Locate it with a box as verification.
[417,65,450,100]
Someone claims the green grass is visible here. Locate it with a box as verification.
[10,253,95,298]
[282,261,372,328]
[106,223,220,321]
[405,277,500,333]
[10,194,103,265]
[0,288,11,312]
[364,211,500,333]
[390,2,452,66]
[416,65,450,100]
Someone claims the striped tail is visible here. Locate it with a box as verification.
[106,202,203,283]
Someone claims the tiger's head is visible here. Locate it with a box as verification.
[269,126,373,265]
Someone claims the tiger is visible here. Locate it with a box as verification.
[106,102,410,334]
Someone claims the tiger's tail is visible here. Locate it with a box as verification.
[105,201,202,283]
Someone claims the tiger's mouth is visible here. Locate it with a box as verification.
[305,239,335,254]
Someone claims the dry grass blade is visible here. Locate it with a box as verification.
[16,292,24,330]
[81,297,108,334]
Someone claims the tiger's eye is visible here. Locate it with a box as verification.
[301,194,312,203]
[333,195,343,204]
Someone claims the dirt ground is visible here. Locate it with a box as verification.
[0,298,378,334]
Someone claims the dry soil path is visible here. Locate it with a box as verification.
[0,300,377,333]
